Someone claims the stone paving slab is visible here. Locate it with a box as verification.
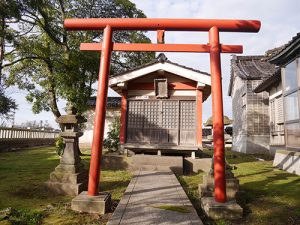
[108,170,203,225]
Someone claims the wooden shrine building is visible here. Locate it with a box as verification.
[109,54,211,154]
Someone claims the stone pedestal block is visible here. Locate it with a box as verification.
[45,164,88,195]
[71,191,112,214]
[199,176,240,201]
[201,197,243,219]
[199,167,244,219]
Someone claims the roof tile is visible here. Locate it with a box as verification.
[87,96,121,108]
[110,53,210,78]
[228,55,279,96]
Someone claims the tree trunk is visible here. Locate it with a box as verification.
[0,16,5,85]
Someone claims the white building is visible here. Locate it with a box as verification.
[79,97,121,148]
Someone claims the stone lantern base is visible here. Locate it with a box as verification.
[200,197,243,220]
[45,163,88,196]
[199,170,243,219]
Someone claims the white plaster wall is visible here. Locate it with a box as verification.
[231,74,271,154]
[233,134,269,154]
[231,75,247,153]
[232,134,247,153]
[80,108,121,148]
[246,135,270,154]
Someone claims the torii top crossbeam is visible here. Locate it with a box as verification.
[64,18,260,32]
[64,18,261,204]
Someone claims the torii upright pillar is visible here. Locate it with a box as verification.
[64,18,260,214]
[209,26,226,202]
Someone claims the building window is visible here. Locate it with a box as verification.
[284,91,299,121]
[270,93,285,145]
[286,123,300,147]
[275,96,284,124]
[282,58,300,148]
[270,99,275,131]
[284,60,298,92]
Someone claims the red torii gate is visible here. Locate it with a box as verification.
[64,18,261,203]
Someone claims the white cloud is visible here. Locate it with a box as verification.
[12,0,300,127]
[131,0,300,121]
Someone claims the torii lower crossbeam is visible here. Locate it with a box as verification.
[80,43,243,53]
[64,18,260,204]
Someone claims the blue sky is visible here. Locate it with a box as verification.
[8,0,300,128]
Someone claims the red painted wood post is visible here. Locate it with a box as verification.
[88,25,113,196]
[196,89,203,147]
[120,90,127,144]
[209,26,226,203]
[157,30,165,44]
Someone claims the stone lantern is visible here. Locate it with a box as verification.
[46,103,88,195]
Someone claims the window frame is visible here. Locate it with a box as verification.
[282,58,300,149]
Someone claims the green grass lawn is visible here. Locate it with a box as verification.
[0,147,131,225]
[179,149,300,225]
[1,147,299,225]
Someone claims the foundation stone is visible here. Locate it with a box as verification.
[199,158,243,219]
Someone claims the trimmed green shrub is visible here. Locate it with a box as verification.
[55,136,64,156]
[103,117,120,152]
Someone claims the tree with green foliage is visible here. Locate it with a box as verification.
[3,0,154,122]
[0,0,21,121]
[0,0,22,84]
[0,88,17,121]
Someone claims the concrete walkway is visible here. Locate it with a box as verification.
[107,170,203,225]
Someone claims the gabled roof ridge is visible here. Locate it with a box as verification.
[110,53,210,78]
[265,32,300,65]
[235,55,265,60]
[228,54,278,96]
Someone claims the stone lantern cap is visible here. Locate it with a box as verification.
[56,115,87,125]
[56,102,87,125]
[56,103,87,138]
[56,114,86,138]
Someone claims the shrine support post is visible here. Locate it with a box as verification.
[196,89,203,147]
[120,90,127,144]
[88,25,113,196]
[209,26,226,202]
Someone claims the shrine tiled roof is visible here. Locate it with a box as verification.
[228,55,279,96]
[253,33,300,93]
[87,96,121,108]
[264,32,300,66]
[110,53,210,78]
[253,69,281,93]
